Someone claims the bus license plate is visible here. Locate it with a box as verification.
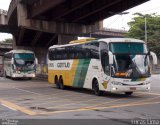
[130,87,136,90]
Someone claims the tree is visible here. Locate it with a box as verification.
[1,38,13,44]
[126,13,160,57]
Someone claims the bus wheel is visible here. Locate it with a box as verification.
[4,72,7,78]
[28,78,32,80]
[125,92,133,96]
[55,76,60,89]
[59,77,65,90]
[93,79,103,96]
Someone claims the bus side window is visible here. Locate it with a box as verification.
[62,48,68,60]
[68,46,73,59]
[49,49,54,60]
[100,42,109,75]
[91,42,99,59]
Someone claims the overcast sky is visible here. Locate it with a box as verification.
[0,0,160,41]
[104,0,160,30]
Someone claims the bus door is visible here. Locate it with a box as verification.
[100,42,111,89]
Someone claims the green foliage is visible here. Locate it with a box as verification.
[1,38,13,43]
[126,13,160,57]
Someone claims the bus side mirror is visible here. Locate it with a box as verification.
[150,51,157,65]
[35,58,38,65]
[108,51,113,65]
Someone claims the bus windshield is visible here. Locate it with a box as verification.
[14,53,35,70]
[14,53,34,59]
[108,42,150,78]
[109,42,147,54]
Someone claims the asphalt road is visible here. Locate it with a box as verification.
[0,75,160,124]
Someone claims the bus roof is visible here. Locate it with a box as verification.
[98,38,145,44]
[49,38,145,49]
[5,49,34,54]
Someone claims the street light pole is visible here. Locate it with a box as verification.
[118,12,129,31]
[145,16,147,42]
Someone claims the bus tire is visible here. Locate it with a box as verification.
[28,78,32,80]
[55,76,60,89]
[93,79,103,96]
[4,72,7,78]
[125,92,133,96]
[59,77,65,90]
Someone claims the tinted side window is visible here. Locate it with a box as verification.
[100,42,109,75]
[48,42,100,60]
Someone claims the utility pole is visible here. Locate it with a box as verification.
[118,12,129,31]
[145,16,147,42]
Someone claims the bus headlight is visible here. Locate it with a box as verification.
[145,81,150,85]
[112,87,117,91]
[112,81,123,85]
[32,74,36,77]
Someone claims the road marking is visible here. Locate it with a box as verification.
[136,92,160,96]
[32,93,96,107]
[39,101,160,115]
[0,99,37,115]
[13,87,43,96]
[80,93,146,109]
[47,98,103,109]
[1,103,17,111]
[47,92,145,109]
[91,101,160,110]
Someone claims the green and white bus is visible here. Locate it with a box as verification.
[4,50,38,79]
[48,38,157,95]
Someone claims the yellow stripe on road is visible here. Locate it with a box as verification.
[0,99,37,115]
[39,101,160,115]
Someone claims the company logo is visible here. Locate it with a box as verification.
[57,62,70,68]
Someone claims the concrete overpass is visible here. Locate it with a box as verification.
[6,0,148,47]
[0,9,17,33]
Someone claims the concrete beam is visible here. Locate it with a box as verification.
[51,0,94,20]
[73,0,121,22]
[17,3,103,35]
[30,0,65,18]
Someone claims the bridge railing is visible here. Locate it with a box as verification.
[0,43,13,49]
[102,28,128,33]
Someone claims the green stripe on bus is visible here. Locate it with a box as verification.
[73,59,91,87]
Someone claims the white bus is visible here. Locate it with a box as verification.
[48,38,157,95]
[4,50,38,79]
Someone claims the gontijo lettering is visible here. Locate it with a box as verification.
[57,62,70,68]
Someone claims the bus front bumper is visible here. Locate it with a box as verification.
[12,73,36,78]
[111,84,150,93]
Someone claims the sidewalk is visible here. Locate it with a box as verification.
[35,74,48,81]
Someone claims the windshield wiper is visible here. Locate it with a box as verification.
[131,60,143,79]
